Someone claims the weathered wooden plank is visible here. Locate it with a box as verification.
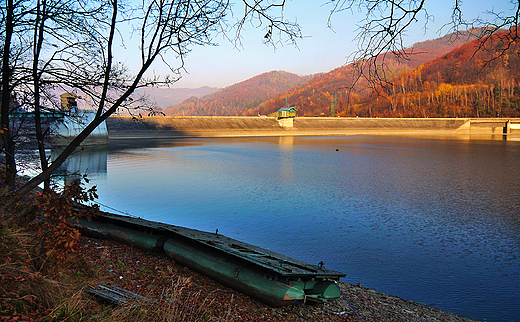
[86,285,155,306]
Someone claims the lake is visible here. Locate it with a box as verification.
[61,135,520,321]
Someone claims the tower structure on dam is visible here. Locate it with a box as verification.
[53,93,108,146]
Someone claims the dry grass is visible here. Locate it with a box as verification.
[0,194,55,320]
[0,186,234,322]
[94,278,234,322]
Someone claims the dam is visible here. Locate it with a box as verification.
[106,116,520,139]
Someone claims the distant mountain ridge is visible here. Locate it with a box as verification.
[136,86,219,109]
[162,71,315,116]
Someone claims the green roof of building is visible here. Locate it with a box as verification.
[277,107,297,112]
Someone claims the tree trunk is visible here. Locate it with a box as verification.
[33,0,50,190]
[1,0,16,192]
[15,54,153,196]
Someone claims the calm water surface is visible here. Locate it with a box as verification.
[69,136,520,321]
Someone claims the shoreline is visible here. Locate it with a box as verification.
[78,234,480,321]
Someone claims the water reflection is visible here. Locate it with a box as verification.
[51,138,208,180]
[277,136,294,147]
[53,146,108,181]
[276,137,295,181]
[108,138,204,152]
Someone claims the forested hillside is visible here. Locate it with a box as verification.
[252,30,479,117]
[162,71,314,116]
[355,27,520,118]
[161,29,519,118]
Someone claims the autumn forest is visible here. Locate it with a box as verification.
[163,28,520,118]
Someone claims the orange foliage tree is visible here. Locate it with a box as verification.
[32,176,99,267]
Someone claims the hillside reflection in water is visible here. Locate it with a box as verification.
[65,136,520,322]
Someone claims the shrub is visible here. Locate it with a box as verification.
[32,175,99,267]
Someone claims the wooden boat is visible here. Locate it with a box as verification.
[75,212,345,306]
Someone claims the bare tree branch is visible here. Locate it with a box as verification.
[10,0,300,196]
[326,0,520,91]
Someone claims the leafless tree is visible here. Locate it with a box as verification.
[1,0,17,190]
[1,0,111,191]
[1,0,301,196]
[325,0,520,87]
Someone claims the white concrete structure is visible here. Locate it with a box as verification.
[54,110,108,146]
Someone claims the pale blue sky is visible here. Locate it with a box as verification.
[120,0,516,89]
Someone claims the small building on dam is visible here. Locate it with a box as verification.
[53,93,109,146]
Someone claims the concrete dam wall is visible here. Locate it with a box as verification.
[106,116,520,139]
